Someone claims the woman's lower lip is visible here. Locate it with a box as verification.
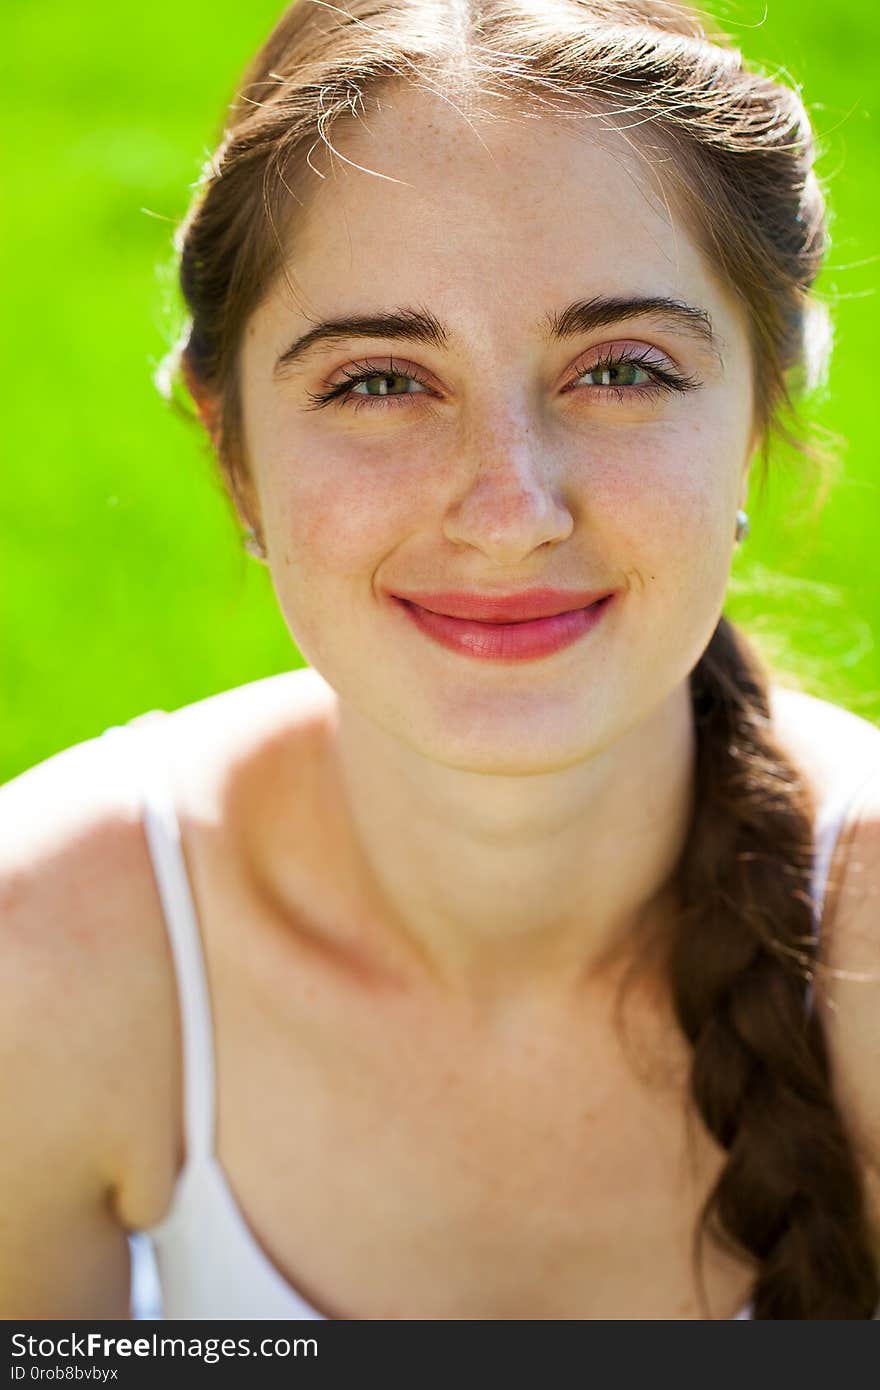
[391,594,616,662]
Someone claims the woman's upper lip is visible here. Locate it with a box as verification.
[389,588,616,623]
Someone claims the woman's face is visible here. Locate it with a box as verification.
[237,89,756,773]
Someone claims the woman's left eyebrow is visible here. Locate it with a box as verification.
[273,294,724,378]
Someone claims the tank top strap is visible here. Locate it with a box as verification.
[99,713,217,1167]
[806,752,880,1016]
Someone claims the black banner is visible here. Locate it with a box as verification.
[0,1316,851,1388]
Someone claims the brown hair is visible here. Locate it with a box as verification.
[159,0,878,1317]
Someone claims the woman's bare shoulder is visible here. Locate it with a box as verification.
[0,668,328,972]
[769,684,880,1245]
[0,726,181,1307]
[768,682,880,808]
[0,677,314,1222]
[155,666,335,808]
[0,725,163,973]
[769,679,880,736]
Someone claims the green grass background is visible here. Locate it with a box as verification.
[2,0,878,784]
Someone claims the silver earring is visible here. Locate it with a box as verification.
[735,508,750,545]
[243,526,267,561]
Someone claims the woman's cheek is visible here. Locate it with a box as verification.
[582,432,705,546]
[628,420,734,539]
[271,456,416,573]
[586,435,727,612]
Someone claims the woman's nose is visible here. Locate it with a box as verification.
[441,422,574,563]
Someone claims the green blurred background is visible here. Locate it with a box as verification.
[2,0,878,784]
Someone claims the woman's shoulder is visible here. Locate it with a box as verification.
[769,684,880,1249]
[768,682,880,813]
[0,672,327,1255]
[0,721,166,985]
[0,720,185,1260]
[0,668,327,958]
[160,667,333,780]
[769,680,880,742]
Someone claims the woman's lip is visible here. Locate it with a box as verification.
[389,588,615,623]
[390,593,617,662]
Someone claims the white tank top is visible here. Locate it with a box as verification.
[99,707,880,1321]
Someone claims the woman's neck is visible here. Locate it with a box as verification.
[318,677,698,1011]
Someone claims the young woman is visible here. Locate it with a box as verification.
[3,0,879,1320]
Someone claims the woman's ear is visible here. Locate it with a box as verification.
[181,355,221,447]
[180,353,264,542]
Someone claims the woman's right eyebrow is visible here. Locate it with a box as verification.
[273,294,724,378]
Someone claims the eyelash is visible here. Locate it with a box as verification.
[303,348,701,414]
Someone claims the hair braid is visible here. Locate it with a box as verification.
[669,617,880,1317]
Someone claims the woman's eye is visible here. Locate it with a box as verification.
[351,373,426,398]
[304,363,433,413]
[576,360,653,388]
[568,351,700,403]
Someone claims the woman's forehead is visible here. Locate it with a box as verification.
[298,90,684,257]
[251,87,748,362]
